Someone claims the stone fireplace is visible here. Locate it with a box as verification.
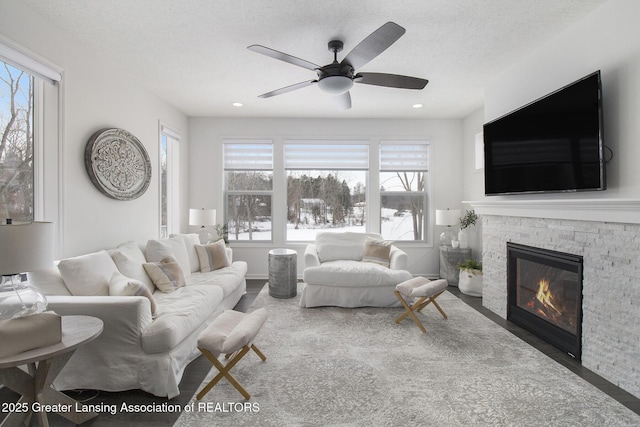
[470,199,640,400]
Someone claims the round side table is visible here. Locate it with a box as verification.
[0,315,103,426]
[268,248,297,298]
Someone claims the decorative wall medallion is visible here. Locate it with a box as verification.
[85,128,152,201]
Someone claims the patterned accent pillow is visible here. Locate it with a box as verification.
[362,238,392,268]
[195,240,230,273]
[143,256,186,293]
[109,271,157,317]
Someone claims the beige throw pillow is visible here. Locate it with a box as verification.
[143,256,186,293]
[195,240,230,272]
[109,271,157,317]
[362,238,392,268]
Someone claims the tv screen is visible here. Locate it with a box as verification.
[483,71,605,196]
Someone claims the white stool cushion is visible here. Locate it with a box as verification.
[396,277,448,298]
[198,308,268,357]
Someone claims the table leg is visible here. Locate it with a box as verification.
[0,350,98,426]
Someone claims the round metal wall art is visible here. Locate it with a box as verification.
[85,128,152,201]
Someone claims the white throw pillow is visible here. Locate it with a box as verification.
[109,271,157,317]
[315,232,369,262]
[57,250,119,296]
[28,266,72,296]
[145,236,191,278]
[170,233,201,273]
[109,241,156,294]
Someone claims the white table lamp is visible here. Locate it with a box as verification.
[189,208,216,244]
[435,209,461,246]
[0,221,54,320]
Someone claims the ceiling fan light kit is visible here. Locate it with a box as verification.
[248,22,428,110]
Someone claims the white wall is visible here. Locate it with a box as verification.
[461,107,485,258]
[484,0,640,201]
[2,0,189,257]
[189,117,463,278]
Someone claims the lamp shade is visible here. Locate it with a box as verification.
[189,208,216,227]
[435,209,461,226]
[0,222,54,276]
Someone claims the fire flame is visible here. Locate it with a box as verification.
[535,279,561,315]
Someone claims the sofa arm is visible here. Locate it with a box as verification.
[304,244,320,268]
[389,245,409,270]
[45,295,153,347]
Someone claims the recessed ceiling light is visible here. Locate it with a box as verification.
[232,102,243,107]
[412,103,423,109]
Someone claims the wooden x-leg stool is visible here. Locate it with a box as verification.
[394,277,448,333]
[196,308,268,400]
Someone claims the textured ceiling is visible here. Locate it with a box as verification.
[21,0,608,119]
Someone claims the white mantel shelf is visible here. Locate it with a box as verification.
[463,198,640,225]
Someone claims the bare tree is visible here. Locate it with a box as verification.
[396,172,424,240]
[0,64,33,221]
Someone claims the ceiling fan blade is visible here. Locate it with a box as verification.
[248,45,320,71]
[258,80,317,98]
[333,91,352,110]
[355,72,428,90]
[342,22,406,70]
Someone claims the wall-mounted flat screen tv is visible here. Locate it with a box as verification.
[483,71,605,196]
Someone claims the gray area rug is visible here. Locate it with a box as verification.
[175,284,640,426]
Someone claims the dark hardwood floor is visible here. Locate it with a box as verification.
[2,280,639,426]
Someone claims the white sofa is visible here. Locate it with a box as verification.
[301,232,413,308]
[28,234,247,399]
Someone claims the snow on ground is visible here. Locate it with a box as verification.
[229,207,420,241]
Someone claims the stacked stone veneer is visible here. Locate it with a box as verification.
[482,214,640,398]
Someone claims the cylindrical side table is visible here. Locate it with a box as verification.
[268,248,297,298]
[439,246,472,287]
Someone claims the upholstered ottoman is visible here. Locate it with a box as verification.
[394,277,448,333]
[196,308,268,400]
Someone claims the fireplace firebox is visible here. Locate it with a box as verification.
[507,243,583,360]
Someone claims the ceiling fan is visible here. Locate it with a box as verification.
[247,22,428,110]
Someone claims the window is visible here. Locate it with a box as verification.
[0,61,34,222]
[160,125,180,238]
[284,141,368,241]
[1,38,61,225]
[224,140,273,241]
[380,142,429,241]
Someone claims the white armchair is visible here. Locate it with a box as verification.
[300,232,413,308]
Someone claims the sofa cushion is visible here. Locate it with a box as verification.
[57,250,118,296]
[195,240,230,272]
[109,271,157,317]
[198,308,268,356]
[141,285,225,354]
[303,260,412,288]
[362,238,391,268]
[28,266,71,296]
[143,256,186,293]
[145,236,191,278]
[109,241,155,294]
[315,232,383,263]
[187,261,248,299]
[170,233,201,273]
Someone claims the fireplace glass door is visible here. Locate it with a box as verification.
[507,243,583,360]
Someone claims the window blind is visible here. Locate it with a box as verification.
[0,36,62,84]
[223,140,273,170]
[380,143,429,171]
[284,142,369,170]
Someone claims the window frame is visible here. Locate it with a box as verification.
[283,140,369,243]
[223,140,274,243]
[379,141,430,242]
[159,123,180,238]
